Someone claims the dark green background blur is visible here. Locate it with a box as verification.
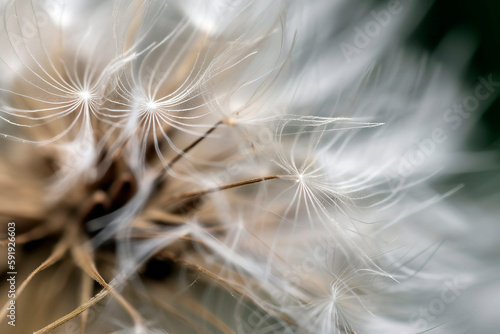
[412,0,500,148]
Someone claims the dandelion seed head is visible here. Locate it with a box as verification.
[0,0,497,333]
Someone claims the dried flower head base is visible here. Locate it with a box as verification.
[0,0,497,333]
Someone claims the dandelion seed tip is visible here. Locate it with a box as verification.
[223,117,237,126]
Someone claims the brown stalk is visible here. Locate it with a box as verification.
[70,237,144,327]
[162,175,280,204]
[79,272,93,334]
[158,121,223,180]
[34,287,110,334]
[0,223,77,324]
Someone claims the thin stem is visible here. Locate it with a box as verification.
[163,175,280,204]
[160,121,223,178]
[34,288,111,334]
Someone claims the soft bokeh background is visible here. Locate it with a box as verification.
[413,0,500,147]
